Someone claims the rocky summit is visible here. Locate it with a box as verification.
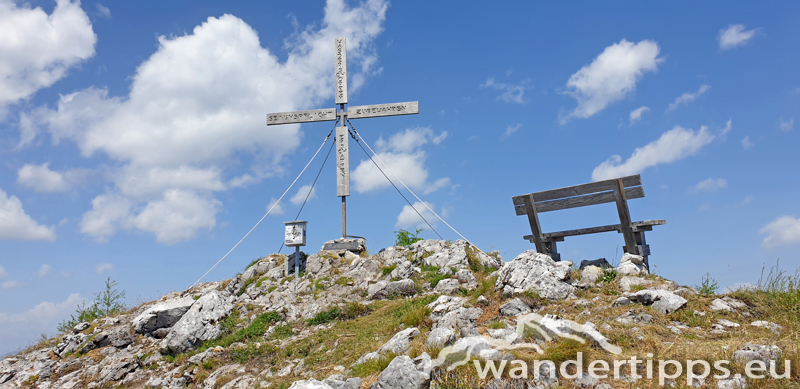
[1,240,796,388]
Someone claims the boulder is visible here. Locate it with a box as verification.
[368,279,417,299]
[73,322,90,333]
[323,377,363,389]
[612,297,633,307]
[494,251,575,299]
[427,296,465,322]
[733,343,781,363]
[615,310,653,324]
[440,337,502,362]
[580,266,604,283]
[499,298,532,316]
[411,240,502,272]
[377,328,420,355]
[717,376,747,389]
[750,321,781,333]
[288,378,335,389]
[455,269,476,284]
[162,291,234,354]
[390,260,417,279]
[619,276,654,292]
[425,328,456,349]
[434,278,460,295]
[710,297,747,312]
[433,307,482,335]
[616,253,648,276]
[628,289,687,314]
[132,296,195,334]
[371,355,430,389]
[579,258,610,270]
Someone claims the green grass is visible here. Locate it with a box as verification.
[381,264,397,277]
[255,277,270,288]
[270,324,294,339]
[335,276,354,286]
[341,301,372,320]
[307,307,341,326]
[393,295,437,327]
[351,352,397,377]
[600,269,618,283]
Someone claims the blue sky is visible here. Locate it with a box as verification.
[1,0,798,355]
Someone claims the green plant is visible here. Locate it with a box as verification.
[57,277,126,333]
[630,284,646,292]
[341,301,371,320]
[600,269,618,283]
[351,353,397,377]
[335,276,353,286]
[694,272,719,295]
[394,228,423,247]
[270,324,293,339]
[381,264,397,277]
[308,307,341,325]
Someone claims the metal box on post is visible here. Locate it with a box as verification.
[284,221,307,277]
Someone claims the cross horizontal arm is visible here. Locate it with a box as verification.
[267,108,338,125]
[348,101,419,119]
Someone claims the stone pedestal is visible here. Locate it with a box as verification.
[284,251,306,276]
[321,237,367,254]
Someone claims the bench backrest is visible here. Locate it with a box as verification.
[512,175,644,216]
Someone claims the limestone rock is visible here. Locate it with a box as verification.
[323,377,363,389]
[579,258,610,269]
[378,327,420,355]
[162,291,234,354]
[370,355,430,389]
[425,328,456,349]
[433,307,482,335]
[619,276,654,292]
[733,343,781,363]
[289,379,335,389]
[133,295,195,334]
[628,289,687,314]
[616,253,648,276]
[427,295,466,322]
[615,310,653,324]
[368,279,417,299]
[710,297,747,312]
[717,376,747,389]
[411,240,502,273]
[494,250,575,299]
[612,296,633,307]
[580,266,604,283]
[434,278,460,295]
[499,298,532,317]
[442,337,502,361]
[751,320,781,333]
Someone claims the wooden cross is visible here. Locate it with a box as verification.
[267,38,419,238]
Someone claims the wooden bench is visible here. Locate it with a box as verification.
[512,174,665,271]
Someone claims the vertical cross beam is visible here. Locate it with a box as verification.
[612,178,638,256]
[522,194,548,255]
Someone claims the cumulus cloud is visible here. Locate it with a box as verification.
[760,215,800,249]
[562,39,662,123]
[0,293,83,356]
[502,123,522,139]
[0,0,96,115]
[741,136,754,150]
[0,188,56,241]
[96,4,110,18]
[667,84,710,112]
[290,185,317,206]
[16,163,89,193]
[22,0,389,243]
[352,127,449,194]
[629,106,649,125]
[396,201,438,229]
[95,263,113,274]
[0,265,7,279]
[266,198,285,216]
[1,280,21,290]
[480,77,530,104]
[718,24,758,50]
[779,117,794,132]
[592,125,715,181]
[38,264,51,278]
[0,293,82,324]
[694,178,728,192]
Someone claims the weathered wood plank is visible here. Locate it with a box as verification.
[513,186,645,215]
[521,175,641,203]
[334,38,348,104]
[522,194,547,253]
[522,219,665,240]
[613,178,638,256]
[348,101,419,119]
[335,126,350,197]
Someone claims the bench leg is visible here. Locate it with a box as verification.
[544,241,561,262]
[634,231,649,273]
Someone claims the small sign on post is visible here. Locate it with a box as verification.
[284,221,307,277]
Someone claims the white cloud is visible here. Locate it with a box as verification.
[562,39,662,123]
[353,127,450,194]
[480,77,530,104]
[1,280,21,290]
[760,215,800,249]
[698,202,710,212]
[266,198,285,216]
[502,123,522,139]
[290,184,317,206]
[22,1,389,243]
[95,263,113,274]
[629,106,649,125]
[0,265,7,279]
[96,4,110,18]
[0,188,56,242]
[38,264,51,278]
[718,24,757,50]
[741,136,754,150]
[667,84,710,112]
[736,195,753,207]
[592,125,715,181]
[0,293,82,324]
[720,118,732,137]
[779,117,794,132]
[695,178,728,192]
[0,0,96,114]
[16,163,89,193]
[131,190,220,244]
[396,201,437,229]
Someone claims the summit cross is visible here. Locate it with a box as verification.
[267,38,419,238]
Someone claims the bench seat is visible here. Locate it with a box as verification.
[522,219,666,241]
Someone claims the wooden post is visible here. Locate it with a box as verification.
[634,231,649,272]
[612,178,638,256]
[522,194,547,254]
